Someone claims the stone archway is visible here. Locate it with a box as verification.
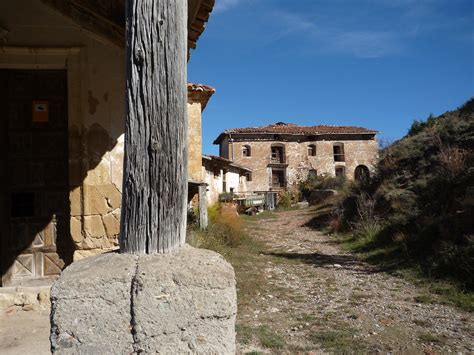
[354,165,370,182]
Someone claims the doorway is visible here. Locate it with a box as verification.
[0,69,71,286]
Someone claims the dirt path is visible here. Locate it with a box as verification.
[0,307,50,355]
[237,208,473,354]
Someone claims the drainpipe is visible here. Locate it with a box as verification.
[230,133,234,161]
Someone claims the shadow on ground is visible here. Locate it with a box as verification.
[264,251,379,274]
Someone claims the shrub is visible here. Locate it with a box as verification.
[188,204,248,253]
[300,173,348,202]
[338,98,474,289]
[277,191,293,209]
[219,192,234,202]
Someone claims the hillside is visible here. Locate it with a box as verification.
[339,99,474,290]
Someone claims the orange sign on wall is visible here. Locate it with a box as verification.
[32,101,49,123]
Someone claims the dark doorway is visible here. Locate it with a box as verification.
[0,69,72,286]
[271,169,286,188]
[355,165,370,182]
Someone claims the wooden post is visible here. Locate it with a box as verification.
[198,184,208,229]
[120,0,188,254]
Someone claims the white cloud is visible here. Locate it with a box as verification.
[330,31,403,58]
[270,11,403,58]
[214,0,242,13]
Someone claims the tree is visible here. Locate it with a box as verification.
[120,0,188,254]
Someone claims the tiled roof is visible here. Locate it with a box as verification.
[202,154,251,172]
[187,83,216,110]
[213,122,377,143]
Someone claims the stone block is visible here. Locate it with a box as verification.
[51,253,137,354]
[134,246,236,354]
[83,215,106,238]
[102,213,120,237]
[50,246,236,354]
[69,187,82,216]
[70,216,83,244]
[83,184,121,216]
[72,248,113,261]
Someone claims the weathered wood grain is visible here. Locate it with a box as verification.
[198,184,208,229]
[120,0,188,254]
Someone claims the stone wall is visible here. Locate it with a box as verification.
[1,0,209,265]
[187,102,203,182]
[226,137,378,192]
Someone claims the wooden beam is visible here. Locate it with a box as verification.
[120,0,188,254]
[41,0,214,54]
[40,0,125,47]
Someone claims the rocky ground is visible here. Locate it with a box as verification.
[236,207,473,354]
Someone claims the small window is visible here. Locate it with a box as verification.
[307,144,316,156]
[335,166,345,178]
[333,143,345,162]
[308,169,317,179]
[245,172,252,182]
[242,145,251,157]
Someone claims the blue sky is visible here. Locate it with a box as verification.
[188,0,474,154]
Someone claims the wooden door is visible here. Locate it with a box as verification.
[1,69,70,287]
[271,169,285,188]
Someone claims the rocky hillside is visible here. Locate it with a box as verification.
[340,99,474,289]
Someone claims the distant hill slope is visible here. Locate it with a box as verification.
[340,98,474,289]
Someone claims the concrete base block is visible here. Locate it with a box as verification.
[50,245,236,354]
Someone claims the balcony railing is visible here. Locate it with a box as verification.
[269,156,287,165]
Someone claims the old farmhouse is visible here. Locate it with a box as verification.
[214,122,378,192]
[0,0,215,287]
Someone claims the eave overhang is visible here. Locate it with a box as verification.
[40,0,215,57]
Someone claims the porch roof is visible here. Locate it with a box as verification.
[40,0,215,56]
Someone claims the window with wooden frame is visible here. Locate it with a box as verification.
[245,172,252,182]
[335,166,346,178]
[242,145,251,157]
[333,143,345,162]
[307,144,316,156]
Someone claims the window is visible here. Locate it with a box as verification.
[270,145,285,164]
[222,169,227,192]
[245,172,252,182]
[333,143,345,162]
[308,169,317,179]
[335,166,345,178]
[242,145,251,157]
[307,144,316,156]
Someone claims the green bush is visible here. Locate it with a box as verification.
[219,192,234,202]
[277,191,293,209]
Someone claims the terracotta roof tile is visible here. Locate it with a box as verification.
[213,122,377,144]
[187,83,216,110]
[225,122,376,135]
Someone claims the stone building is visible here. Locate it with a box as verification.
[214,122,378,192]
[0,0,215,286]
[202,155,250,205]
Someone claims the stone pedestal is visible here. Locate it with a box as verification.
[50,245,236,354]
